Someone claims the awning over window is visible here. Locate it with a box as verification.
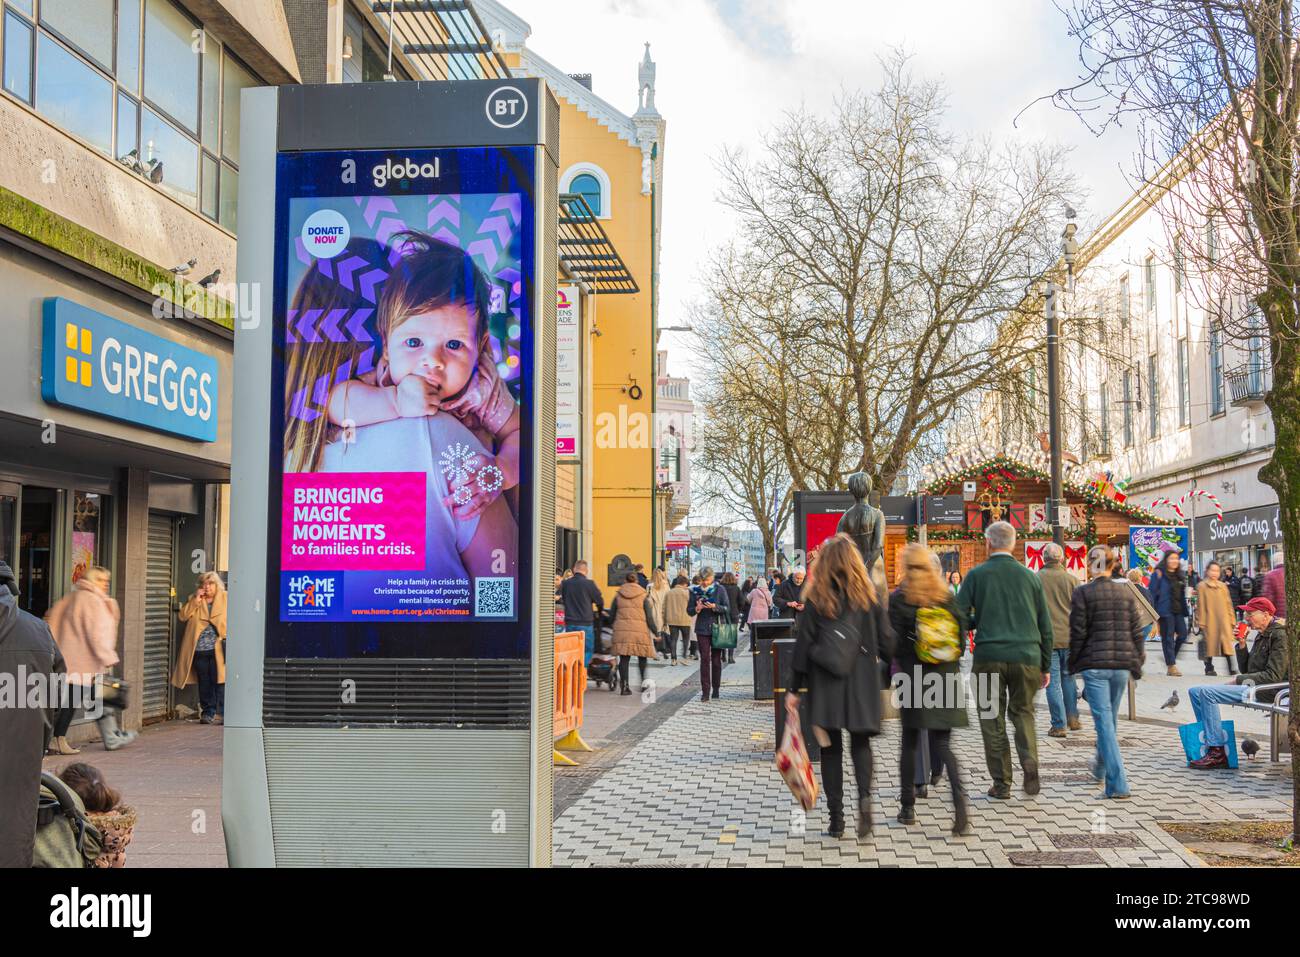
[558,194,639,295]
[369,1,512,80]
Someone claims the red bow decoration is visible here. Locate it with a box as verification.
[1065,545,1087,570]
[1025,544,1045,571]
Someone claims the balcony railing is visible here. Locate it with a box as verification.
[1225,362,1271,407]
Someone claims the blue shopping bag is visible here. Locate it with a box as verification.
[1178,720,1239,768]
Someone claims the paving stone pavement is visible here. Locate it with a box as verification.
[552,649,1294,868]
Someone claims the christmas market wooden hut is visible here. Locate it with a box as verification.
[882,452,1175,584]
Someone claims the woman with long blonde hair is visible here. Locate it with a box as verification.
[788,534,895,841]
[888,545,970,834]
[648,567,671,661]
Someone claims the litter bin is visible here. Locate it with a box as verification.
[750,618,794,700]
[772,636,819,760]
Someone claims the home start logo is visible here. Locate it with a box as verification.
[287,574,337,610]
[300,208,351,259]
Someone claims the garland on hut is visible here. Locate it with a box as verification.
[919,455,1169,526]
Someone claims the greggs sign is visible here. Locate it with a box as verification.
[41,298,219,442]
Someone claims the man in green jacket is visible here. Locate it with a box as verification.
[956,521,1054,799]
[1038,543,1080,737]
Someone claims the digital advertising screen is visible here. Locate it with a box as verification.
[265,146,537,659]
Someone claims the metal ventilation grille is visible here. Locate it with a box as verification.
[262,659,530,728]
[264,727,530,867]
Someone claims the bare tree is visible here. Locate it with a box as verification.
[691,352,794,570]
[1051,0,1300,841]
[701,53,1081,496]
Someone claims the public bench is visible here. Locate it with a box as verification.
[1226,683,1292,762]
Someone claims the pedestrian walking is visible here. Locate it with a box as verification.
[1260,562,1287,620]
[688,568,729,701]
[774,568,806,622]
[746,576,773,626]
[1037,543,1080,737]
[788,534,894,840]
[172,571,228,725]
[1068,546,1145,799]
[647,567,671,660]
[45,566,135,752]
[663,575,692,664]
[955,521,1053,799]
[561,560,605,665]
[1223,566,1242,613]
[0,560,64,867]
[888,544,970,835]
[1196,562,1238,676]
[721,572,741,663]
[610,573,657,695]
[1187,597,1289,769]
[1149,549,1190,676]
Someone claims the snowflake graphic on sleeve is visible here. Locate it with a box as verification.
[439,442,479,486]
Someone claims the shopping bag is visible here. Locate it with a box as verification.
[710,621,739,650]
[1178,719,1239,768]
[774,697,819,810]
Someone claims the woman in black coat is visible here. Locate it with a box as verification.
[720,572,741,663]
[889,544,970,834]
[789,534,894,841]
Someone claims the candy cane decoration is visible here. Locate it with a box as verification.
[1148,497,1185,521]
[1179,489,1224,521]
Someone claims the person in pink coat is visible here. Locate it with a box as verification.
[747,579,773,625]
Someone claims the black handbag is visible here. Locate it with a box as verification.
[98,675,130,712]
[810,609,863,678]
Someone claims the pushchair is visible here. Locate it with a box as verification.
[33,772,101,868]
[587,615,619,691]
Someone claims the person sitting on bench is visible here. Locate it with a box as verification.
[1187,597,1289,769]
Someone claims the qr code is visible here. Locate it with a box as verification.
[475,577,514,617]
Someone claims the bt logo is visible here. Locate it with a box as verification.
[486,86,528,129]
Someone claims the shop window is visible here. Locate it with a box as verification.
[562,164,611,219]
[3,11,33,103]
[40,0,114,71]
[117,0,141,94]
[142,105,199,208]
[71,491,109,583]
[143,0,199,133]
[36,32,114,154]
[220,49,254,164]
[570,173,602,217]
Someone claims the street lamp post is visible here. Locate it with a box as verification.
[1046,213,1080,549]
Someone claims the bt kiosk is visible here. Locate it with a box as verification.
[226,80,559,866]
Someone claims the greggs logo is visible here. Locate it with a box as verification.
[42,298,220,443]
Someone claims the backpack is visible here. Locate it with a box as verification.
[914,605,962,664]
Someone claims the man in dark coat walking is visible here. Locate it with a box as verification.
[561,560,605,666]
[773,568,806,622]
[0,561,66,867]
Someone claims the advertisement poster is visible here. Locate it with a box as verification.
[274,149,527,625]
[556,285,580,458]
[1128,525,1189,572]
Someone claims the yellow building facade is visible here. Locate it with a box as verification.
[484,1,665,600]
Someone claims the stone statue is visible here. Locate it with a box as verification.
[837,472,887,601]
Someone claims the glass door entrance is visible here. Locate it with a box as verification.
[18,487,58,618]
[0,482,17,574]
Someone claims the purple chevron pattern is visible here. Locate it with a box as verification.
[362,195,399,227]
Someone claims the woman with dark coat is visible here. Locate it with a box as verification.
[1148,549,1189,676]
[788,534,895,841]
[888,544,970,834]
[720,572,741,663]
[1069,546,1146,799]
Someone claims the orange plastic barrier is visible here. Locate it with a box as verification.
[553,631,591,764]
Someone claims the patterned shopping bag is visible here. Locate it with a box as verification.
[774,697,819,810]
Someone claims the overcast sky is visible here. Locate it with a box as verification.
[505,0,1142,367]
